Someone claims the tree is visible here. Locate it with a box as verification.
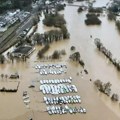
[56,4,65,11]
[108,3,119,13]
[43,13,66,27]
[78,7,83,13]
[94,79,102,89]
[71,46,75,51]
[37,45,50,58]
[0,54,5,64]
[107,12,116,21]
[32,15,40,26]
[94,38,103,50]
[94,80,112,96]
[79,59,85,67]
[0,0,33,14]
[85,13,101,25]
[61,25,70,39]
[52,50,60,59]
[69,52,80,61]
[33,33,41,42]
[111,93,119,101]
[5,74,8,80]
[9,53,14,63]
[88,7,103,13]
[68,0,73,3]
[11,0,33,9]
[116,20,120,32]
[1,74,4,80]
[61,49,66,55]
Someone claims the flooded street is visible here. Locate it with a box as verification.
[0,0,120,120]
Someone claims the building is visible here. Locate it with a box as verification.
[13,45,35,57]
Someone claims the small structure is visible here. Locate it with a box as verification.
[0,81,19,92]
[9,73,19,79]
[13,45,35,57]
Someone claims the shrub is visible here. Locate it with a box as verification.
[52,50,60,59]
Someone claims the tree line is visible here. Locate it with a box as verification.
[33,28,69,45]
[0,0,36,13]
[94,38,120,71]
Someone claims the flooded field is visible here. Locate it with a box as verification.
[0,0,120,120]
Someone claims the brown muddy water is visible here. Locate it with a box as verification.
[0,0,120,120]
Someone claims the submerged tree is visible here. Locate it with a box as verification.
[32,14,40,26]
[107,12,116,21]
[116,20,120,32]
[111,93,119,101]
[71,46,75,51]
[94,80,112,96]
[0,54,5,64]
[69,52,80,61]
[1,74,4,80]
[52,50,60,59]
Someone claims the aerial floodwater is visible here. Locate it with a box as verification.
[0,0,120,120]
[93,0,110,7]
